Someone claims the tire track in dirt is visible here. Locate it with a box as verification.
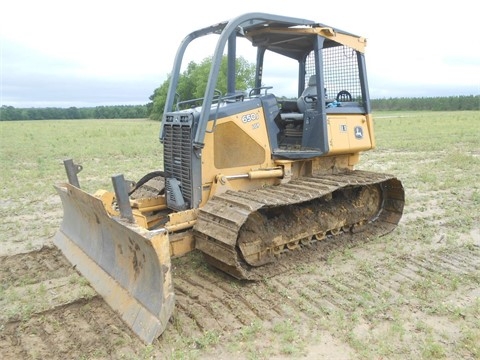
[291,280,340,316]
[174,280,237,333]
[184,273,263,325]
[438,253,477,274]
[0,298,148,360]
[169,257,288,338]
[0,247,148,359]
[0,246,73,287]
[0,246,96,325]
[1,243,478,359]
[260,277,307,315]
[196,270,280,321]
[391,250,479,290]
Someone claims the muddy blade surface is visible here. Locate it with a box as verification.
[195,170,405,280]
[54,183,174,344]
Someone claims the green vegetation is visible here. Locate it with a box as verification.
[149,56,255,120]
[371,95,479,111]
[2,95,478,121]
[2,54,476,121]
[0,119,162,253]
[1,111,479,359]
[0,55,256,122]
[0,104,149,121]
[0,119,162,195]
[148,55,256,120]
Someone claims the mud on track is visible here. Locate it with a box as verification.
[1,237,479,359]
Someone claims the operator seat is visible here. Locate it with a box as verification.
[278,75,318,123]
[297,75,317,113]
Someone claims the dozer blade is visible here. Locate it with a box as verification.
[53,183,175,344]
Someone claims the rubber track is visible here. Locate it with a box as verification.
[194,170,404,280]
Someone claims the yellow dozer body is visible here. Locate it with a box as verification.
[54,13,404,344]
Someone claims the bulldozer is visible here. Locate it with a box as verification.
[54,13,405,344]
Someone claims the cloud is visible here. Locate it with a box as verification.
[1,39,160,107]
[1,0,479,107]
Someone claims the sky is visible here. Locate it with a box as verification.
[1,0,479,108]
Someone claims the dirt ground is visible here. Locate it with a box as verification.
[1,179,479,359]
[1,226,479,359]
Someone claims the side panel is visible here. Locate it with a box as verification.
[213,121,266,169]
[326,114,374,155]
[200,100,277,204]
[203,106,274,174]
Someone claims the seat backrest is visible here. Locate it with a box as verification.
[297,75,317,113]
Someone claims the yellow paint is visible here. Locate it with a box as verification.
[326,114,374,155]
[201,105,278,205]
[245,27,367,53]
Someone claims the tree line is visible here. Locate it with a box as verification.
[2,95,478,121]
[0,104,149,121]
[1,54,478,121]
[371,95,479,111]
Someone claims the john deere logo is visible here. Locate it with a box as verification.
[354,126,363,139]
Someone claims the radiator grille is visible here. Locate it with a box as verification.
[163,123,193,208]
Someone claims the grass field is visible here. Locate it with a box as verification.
[1,111,479,359]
